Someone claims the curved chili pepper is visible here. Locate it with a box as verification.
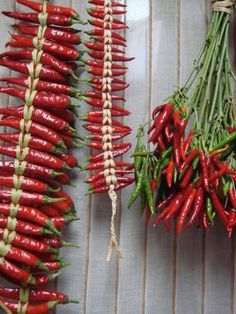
[83,124,131,134]
[187,186,204,227]
[0,106,71,133]
[0,59,66,83]
[210,191,228,227]
[88,19,128,30]
[0,203,57,232]
[177,188,196,234]
[87,144,132,162]
[0,87,76,110]
[89,182,132,194]
[0,229,56,253]
[88,50,134,62]
[14,23,81,45]
[87,169,134,183]
[0,49,76,77]
[166,157,174,188]
[87,8,126,23]
[81,114,131,130]
[82,96,130,114]
[6,34,80,60]
[0,260,35,285]
[0,118,66,149]
[82,90,126,101]
[180,165,194,189]
[83,41,125,54]
[0,145,69,171]
[85,28,126,42]
[17,0,79,17]
[88,36,127,48]
[86,65,126,77]
[3,11,81,27]
[179,149,199,172]
[199,152,210,192]
[89,176,134,190]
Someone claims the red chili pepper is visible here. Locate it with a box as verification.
[85,160,132,171]
[83,90,125,101]
[0,160,62,181]
[0,59,66,83]
[88,19,128,30]
[0,132,59,154]
[184,130,194,155]
[17,0,79,17]
[89,176,134,190]
[227,210,236,228]
[0,203,57,231]
[177,188,196,234]
[0,288,74,305]
[229,189,236,210]
[166,157,174,188]
[210,191,228,227]
[39,205,62,218]
[88,7,127,15]
[0,260,35,285]
[34,272,60,287]
[173,131,181,170]
[179,149,199,172]
[87,169,134,183]
[0,145,69,171]
[81,114,131,130]
[84,41,125,54]
[88,51,134,62]
[14,23,81,45]
[164,122,173,143]
[51,216,78,229]
[86,133,128,142]
[0,297,58,313]
[148,103,173,143]
[48,108,75,124]
[0,118,66,149]
[0,49,76,76]
[82,96,130,114]
[0,86,75,110]
[199,152,210,192]
[89,0,127,7]
[6,34,80,60]
[88,76,127,86]
[88,144,132,162]
[0,242,48,270]
[0,175,58,194]
[87,9,126,24]
[85,28,126,42]
[88,142,131,151]
[89,182,132,193]
[0,229,56,253]
[3,11,80,27]
[180,165,194,189]
[157,133,166,151]
[0,106,71,133]
[39,235,79,249]
[83,124,131,135]
[187,187,204,227]
[87,66,126,77]
[163,184,194,228]
[89,36,127,47]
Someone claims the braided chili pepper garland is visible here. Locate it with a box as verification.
[81,0,134,261]
[130,0,236,235]
[0,0,83,312]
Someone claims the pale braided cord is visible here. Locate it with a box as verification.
[101,0,122,261]
[212,0,235,13]
[3,229,16,244]
[0,241,11,257]
[17,302,28,314]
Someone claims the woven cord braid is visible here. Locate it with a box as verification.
[212,0,235,13]
[100,0,122,261]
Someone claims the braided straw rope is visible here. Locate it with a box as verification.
[212,0,235,13]
[100,0,122,261]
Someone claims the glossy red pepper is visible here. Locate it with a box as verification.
[85,28,126,42]
[88,19,128,30]
[177,188,196,234]
[187,187,204,227]
[14,23,81,45]
[210,191,228,226]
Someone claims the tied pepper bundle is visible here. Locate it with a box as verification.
[0,0,83,313]
[129,0,236,234]
[80,0,134,261]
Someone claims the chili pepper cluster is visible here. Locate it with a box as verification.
[0,0,83,312]
[130,1,236,235]
[81,0,134,260]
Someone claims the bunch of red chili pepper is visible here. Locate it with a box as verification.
[0,0,83,313]
[79,0,134,260]
[129,1,236,235]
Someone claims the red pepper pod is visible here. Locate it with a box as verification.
[179,149,199,172]
[227,210,236,229]
[229,188,236,208]
[88,19,128,30]
[14,23,81,45]
[88,50,134,62]
[3,11,80,27]
[177,188,196,234]
[0,59,67,84]
[0,260,34,285]
[0,49,76,76]
[82,96,130,114]
[82,115,131,130]
[83,90,126,101]
[0,288,73,304]
[89,176,135,190]
[17,0,79,17]
[90,181,132,194]
[0,106,70,133]
[210,191,228,227]
[88,169,134,183]
[83,124,131,134]
[187,186,204,227]
[199,152,210,192]
[0,229,56,254]
[166,157,175,188]
[87,66,126,77]
[88,143,132,162]
[85,160,132,171]
[89,0,127,7]
[89,36,127,47]
[85,28,126,42]
[180,165,194,189]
